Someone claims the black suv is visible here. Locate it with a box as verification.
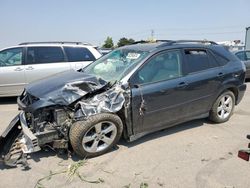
[0,40,246,167]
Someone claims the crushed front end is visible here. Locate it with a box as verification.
[0,92,74,167]
[0,71,126,168]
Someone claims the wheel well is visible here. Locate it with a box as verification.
[226,87,238,104]
[116,109,129,140]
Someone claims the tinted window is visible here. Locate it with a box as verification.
[27,47,64,64]
[0,48,22,67]
[64,47,95,62]
[184,49,213,73]
[246,51,250,60]
[133,50,182,84]
[212,51,229,66]
[235,51,246,61]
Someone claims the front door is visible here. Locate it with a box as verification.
[0,47,26,96]
[130,50,188,134]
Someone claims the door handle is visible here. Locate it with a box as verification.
[159,89,171,95]
[26,66,34,70]
[234,73,240,78]
[177,82,188,88]
[14,67,23,71]
[217,72,224,77]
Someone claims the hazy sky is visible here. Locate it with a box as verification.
[0,0,249,48]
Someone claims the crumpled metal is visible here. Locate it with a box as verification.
[75,85,125,118]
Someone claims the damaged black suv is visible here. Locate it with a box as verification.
[0,40,246,167]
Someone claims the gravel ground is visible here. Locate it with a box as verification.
[0,82,250,188]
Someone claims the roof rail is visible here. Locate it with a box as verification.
[131,40,149,44]
[155,40,173,43]
[19,41,92,45]
[157,40,218,48]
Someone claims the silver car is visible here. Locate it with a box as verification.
[233,50,250,79]
[0,42,101,96]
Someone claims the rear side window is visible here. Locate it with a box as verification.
[27,47,65,64]
[184,49,215,73]
[64,47,95,62]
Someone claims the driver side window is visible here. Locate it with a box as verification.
[132,50,182,84]
[0,48,23,67]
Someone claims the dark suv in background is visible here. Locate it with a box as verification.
[233,50,250,79]
[0,40,246,167]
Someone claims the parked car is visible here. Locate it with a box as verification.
[0,40,246,167]
[233,50,250,79]
[98,47,112,55]
[0,42,102,97]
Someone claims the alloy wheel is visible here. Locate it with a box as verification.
[82,121,117,153]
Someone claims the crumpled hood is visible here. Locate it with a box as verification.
[25,70,108,107]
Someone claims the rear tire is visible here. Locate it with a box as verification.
[209,90,235,123]
[69,113,123,158]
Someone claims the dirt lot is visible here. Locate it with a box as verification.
[0,83,250,188]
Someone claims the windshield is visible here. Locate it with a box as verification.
[84,49,149,82]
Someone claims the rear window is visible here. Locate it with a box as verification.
[184,49,213,73]
[64,47,95,62]
[27,47,65,64]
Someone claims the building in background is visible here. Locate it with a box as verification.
[217,40,245,51]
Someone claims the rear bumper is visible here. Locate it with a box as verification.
[236,84,247,105]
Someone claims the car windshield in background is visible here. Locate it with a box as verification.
[84,49,149,82]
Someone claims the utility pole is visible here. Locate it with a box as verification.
[149,29,155,42]
[151,29,154,39]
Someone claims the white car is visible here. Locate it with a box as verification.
[0,42,101,96]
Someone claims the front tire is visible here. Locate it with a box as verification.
[209,90,235,123]
[69,113,123,158]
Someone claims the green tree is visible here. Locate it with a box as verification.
[102,36,114,48]
[117,37,135,47]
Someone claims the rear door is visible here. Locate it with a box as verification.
[0,47,26,96]
[181,48,224,117]
[25,46,70,83]
[64,46,96,70]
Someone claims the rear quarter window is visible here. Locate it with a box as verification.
[235,51,246,61]
[211,51,229,66]
[64,47,96,62]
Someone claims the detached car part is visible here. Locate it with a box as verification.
[238,135,250,161]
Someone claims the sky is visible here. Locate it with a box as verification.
[0,0,250,49]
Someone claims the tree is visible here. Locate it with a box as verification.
[117,37,135,47]
[102,37,114,48]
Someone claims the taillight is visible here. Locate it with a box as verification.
[238,150,250,161]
